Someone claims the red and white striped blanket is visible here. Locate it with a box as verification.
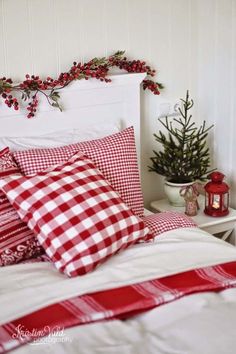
[1,260,236,353]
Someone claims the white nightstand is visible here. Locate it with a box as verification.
[150,195,236,245]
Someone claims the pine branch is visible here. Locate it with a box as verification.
[149,90,214,182]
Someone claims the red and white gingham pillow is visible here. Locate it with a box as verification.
[13,127,144,217]
[0,147,43,266]
[0,152,149,277]
[143,211,197,238]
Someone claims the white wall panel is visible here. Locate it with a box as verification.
[0,1,7,75]
[2,0,31,79]
[149,0,171,89]
[55,0,82,72]
[28,0,58,76]
[80,0,106,60]
[0,0,235,207]
[168,0,191,97]
[214,0,233,174]
[229,0,236,206]
[127,0,148,57]
[194,0,216,171]
[141,0,171,207]
[105,0,129,55]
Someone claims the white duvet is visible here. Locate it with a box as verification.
[1,227,236,354]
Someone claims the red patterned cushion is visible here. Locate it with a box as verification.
[143,212,197,237]
[13,127,144,217]
[0,148,43,266]
[0,152,149,277]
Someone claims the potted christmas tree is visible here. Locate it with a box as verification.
[149,90,214,206]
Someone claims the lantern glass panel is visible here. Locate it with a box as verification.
[212,194,220,209]
[222,193,229,211]
[205,194,209,208]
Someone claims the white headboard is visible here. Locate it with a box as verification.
[0,73,145,165]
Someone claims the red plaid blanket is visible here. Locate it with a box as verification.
[1,261,236,353]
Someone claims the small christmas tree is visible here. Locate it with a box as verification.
[149,91,214,183]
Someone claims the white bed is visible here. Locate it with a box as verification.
[1,74,236,354]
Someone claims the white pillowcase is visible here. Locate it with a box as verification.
[73,122,120,142]
[0,130,75,151]
[0,122,120,151]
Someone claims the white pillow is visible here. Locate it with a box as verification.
[0,122,120,151]
[73,121,121,142]
[0,130,75,151]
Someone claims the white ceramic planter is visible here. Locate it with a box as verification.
[164,180,194,207]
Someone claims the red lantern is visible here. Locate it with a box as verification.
[204,171,229,217]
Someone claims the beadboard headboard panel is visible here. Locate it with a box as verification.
[0,73,146,165]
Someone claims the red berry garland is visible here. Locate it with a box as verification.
[0,51,163,118]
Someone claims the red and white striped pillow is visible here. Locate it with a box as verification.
[13,127,144,217]
[0,152,149,277]
[0,148,43,266]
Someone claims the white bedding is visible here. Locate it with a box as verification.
[13,288,236,354]
[1,227,236,353]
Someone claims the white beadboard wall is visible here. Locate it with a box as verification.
[0,0,235,208]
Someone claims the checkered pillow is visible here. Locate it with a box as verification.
[143,212,197,237]
[0,152,149,277]
[0,147,43,266]
[13,127,144,217]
